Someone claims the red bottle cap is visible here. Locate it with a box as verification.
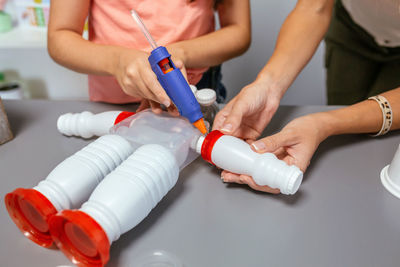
[4,188,57,247]
[200,130,224,165]
[49,210,110,267]
[114,111,136,125]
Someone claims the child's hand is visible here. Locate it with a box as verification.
[135,46,188,117]
[115,47,188,115]
[137,99,180,116]
[113,48,172,107]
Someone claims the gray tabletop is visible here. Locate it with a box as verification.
[1,100,399,267]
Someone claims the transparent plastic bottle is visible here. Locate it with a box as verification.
[189,85,219,128]
[196,88,219,128]
[110,109,200,168]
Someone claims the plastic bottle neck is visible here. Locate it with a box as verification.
[200,102,215,107]
[196,130,224,164]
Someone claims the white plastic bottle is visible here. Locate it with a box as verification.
[4,135,134,247]
[49,144,180,266]
[196,130,303,195]
[57,111,135,138]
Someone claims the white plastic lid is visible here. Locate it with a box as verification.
[285,168,303,195]
[189,85,197,94]
[380,144,400,199]
[381,165,400,199]
[196,89,216,106]
[195,136,205,154]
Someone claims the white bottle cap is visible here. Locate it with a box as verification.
[285,167,303,195]
[195,135,205,154]
[189,85,197,94]
[196,89,216,106]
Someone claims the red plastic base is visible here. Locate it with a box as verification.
[4,188,58,247]
[49,210,110,267]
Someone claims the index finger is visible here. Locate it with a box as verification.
[212,99,235,131]
[240,175,280,194]
[141,68,171,107]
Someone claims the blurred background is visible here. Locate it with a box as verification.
[0,0,326,104]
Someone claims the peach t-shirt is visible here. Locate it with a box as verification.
[88,0,216,103]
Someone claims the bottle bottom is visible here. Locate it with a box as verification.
[4,188,57,247]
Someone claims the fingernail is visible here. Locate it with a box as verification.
[251,141,266,152]
[163,100,170,107]
[221,173,225,182]
[221,124,232,133]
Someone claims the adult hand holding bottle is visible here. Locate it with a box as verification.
[212,74,282,142]
[213,0,335,193]
[214,88,400,193]
[212,74,285,194]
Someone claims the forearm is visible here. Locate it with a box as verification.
[315,88,400,138]
[169,0,250,69]
[257,0,334,94]
[169,24,250,69]
[48,0,130,76]
[48,30,130,76]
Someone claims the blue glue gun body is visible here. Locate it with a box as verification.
[148,46,203,124]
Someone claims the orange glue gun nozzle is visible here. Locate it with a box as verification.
[193,118,208,134]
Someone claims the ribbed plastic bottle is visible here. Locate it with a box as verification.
[57,111,135,138]
[4,135,134,247]
[49,144,179,267]
[196,130,303,195]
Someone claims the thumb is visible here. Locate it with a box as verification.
[220,99,247,134]
[251,131,293,153]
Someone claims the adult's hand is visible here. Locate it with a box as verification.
[212,75,283,142]
[221,113,331,193]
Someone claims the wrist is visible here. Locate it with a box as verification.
[167,45,187,66]
[254,70,286,100]
[308,112,337,141]
[109,47,125,76]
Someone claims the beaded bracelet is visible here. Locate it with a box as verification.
[368,95,393,137]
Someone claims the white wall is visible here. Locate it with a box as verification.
[221,0,326,105]
[0,0,326,105]
[0,48,88,100]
